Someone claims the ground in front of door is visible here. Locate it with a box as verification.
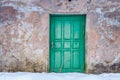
[0,72,120,80]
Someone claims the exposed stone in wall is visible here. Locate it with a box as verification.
[0,0,120,73]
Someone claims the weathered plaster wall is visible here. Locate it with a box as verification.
[0,0,120,73]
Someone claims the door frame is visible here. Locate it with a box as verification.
[49,14,86,72]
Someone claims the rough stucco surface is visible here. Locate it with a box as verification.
[0,0,120,73]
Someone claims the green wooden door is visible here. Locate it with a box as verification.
[50,15,86,72]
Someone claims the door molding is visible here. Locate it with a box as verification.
[49,14,86,73]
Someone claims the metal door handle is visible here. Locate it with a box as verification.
[51,42,54,48]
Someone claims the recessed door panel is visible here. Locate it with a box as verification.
[55,21,62,39]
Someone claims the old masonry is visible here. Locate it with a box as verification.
[0,0,120,73]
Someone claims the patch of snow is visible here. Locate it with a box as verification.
[0,72,120,80]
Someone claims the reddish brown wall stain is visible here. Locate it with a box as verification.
[0,6,17,22]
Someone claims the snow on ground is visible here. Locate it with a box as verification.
[0,72,120,80]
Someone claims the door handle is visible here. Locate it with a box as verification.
[51,42,54,48]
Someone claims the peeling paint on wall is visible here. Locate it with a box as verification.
[0,0,120,73]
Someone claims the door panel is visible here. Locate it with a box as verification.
[50,15,86,72]
[73,50,80,68]
[64,51,71,68]
[55,21,62,39]
[64,21,71,39]
[73,21,80,39]
[55,51,61,68]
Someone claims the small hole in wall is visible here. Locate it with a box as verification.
[87,0,91,4]
[68,0,72,2]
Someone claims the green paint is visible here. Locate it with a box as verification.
[50,15,86,72]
